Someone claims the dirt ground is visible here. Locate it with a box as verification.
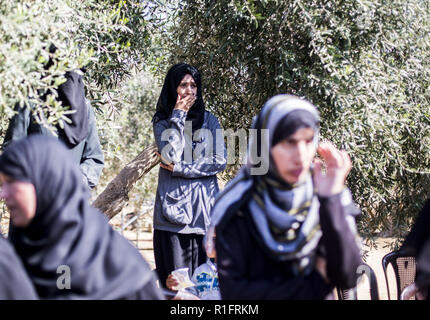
[358,238,398,300]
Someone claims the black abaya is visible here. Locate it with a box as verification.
[0,135,163,300]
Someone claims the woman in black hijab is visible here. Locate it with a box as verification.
[152,63,226,288]
[153,63,205,130]
[3,70,104,189]
[0,135,163,300]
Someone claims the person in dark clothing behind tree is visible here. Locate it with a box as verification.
[152,63,227,288]
[3,70,104,189]
[0,236,38,299]
[0,135,163,300]
[207,94,363,300]
[400,198,430,299]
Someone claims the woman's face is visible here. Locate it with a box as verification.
[271,127,316,185]
[0,173,36,228]
[176,74,197,99]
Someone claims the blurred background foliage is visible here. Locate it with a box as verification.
[0,0,173,217]
[164,0,430,246]
[1,0,430,246]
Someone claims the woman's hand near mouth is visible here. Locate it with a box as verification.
[313,141,352,197]
[174,93,196,112]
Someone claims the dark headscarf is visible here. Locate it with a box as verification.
[152,63,205,131]
[56,71,89,147]
[43,44,89,147]
[0,135,158,299]
[272,109,319,147]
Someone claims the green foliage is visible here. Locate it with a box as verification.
[0,0,168,212]
[0,0,157,133]
[0,0,92,133]
[93,70,161,211]
[166,0,430,241]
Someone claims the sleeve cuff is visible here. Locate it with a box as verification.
[317,192,342,203]
[170,109,187,122]
[172,162,183,176]
[318,188,361,217]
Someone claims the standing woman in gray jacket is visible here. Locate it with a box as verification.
[152,63,227,288]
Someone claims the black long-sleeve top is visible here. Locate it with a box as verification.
[3,102,104,189]
[401,198,430,299]
[215,192,363,300]
[401,198,430,256]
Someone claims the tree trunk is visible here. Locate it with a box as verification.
[93,142,160,220]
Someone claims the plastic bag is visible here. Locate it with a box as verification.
[171,267,195,291]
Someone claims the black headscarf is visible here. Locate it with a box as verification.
[272,109,319,147]
[56,71,89,147]
[152,63,205,131]
[43,44,88,147]
[0,135,158,299]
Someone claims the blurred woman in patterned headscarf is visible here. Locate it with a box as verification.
[210,94,363,300]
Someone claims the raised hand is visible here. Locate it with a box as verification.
[313,141,352,197]
[174,93,196,112]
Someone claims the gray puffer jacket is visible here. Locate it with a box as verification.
[153,109,227,234]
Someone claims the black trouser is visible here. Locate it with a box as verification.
[153,229,206,288]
